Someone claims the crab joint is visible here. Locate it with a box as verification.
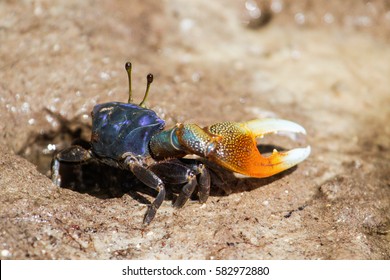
[149,123,216,160]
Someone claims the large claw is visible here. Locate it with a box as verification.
[207,119,311,177]
[149,119,310,178]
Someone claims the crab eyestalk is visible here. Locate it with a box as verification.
[139,74,154,108]
[125,62,133,103]
[150,118,311,178]
[124,62,154,107]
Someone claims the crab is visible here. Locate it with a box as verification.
[51,62,310,224]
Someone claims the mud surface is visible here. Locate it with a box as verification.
[1,0,390,259]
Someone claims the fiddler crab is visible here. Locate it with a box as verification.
[51,62,310,224]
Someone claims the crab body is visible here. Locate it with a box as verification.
[91,102,165,159]
[51,62,310,224]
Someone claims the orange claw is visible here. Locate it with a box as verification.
[203,119,311,178]
[149,118,310,178]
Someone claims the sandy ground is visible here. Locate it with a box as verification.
[1,0,389,259]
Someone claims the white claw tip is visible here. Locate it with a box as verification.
[246,118,307,137]
[292,145,311,164]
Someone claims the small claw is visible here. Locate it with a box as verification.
[203,119,310,178]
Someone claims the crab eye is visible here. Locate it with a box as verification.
[124,62,154,107]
